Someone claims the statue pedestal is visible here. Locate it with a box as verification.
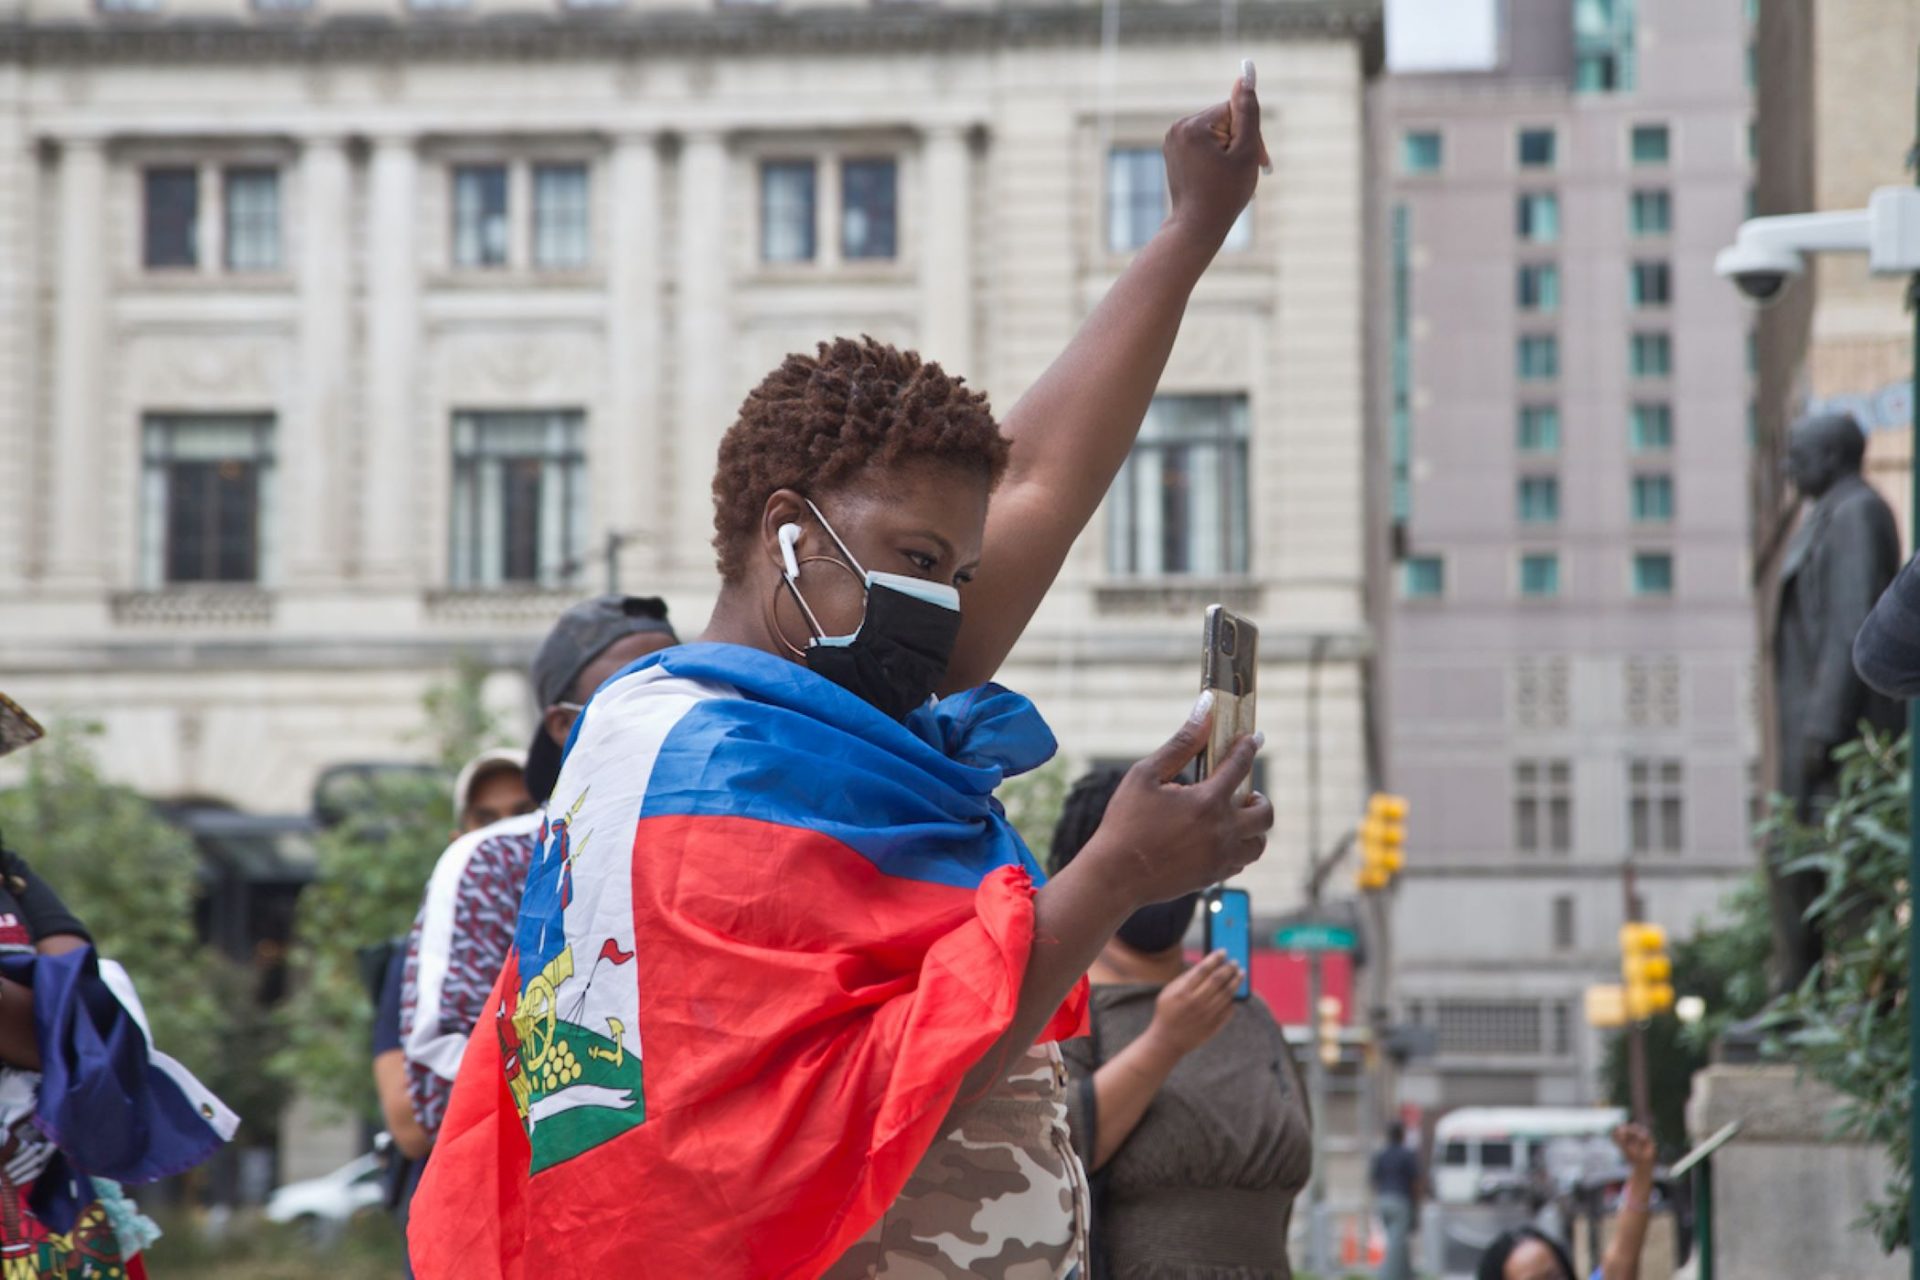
[1688,1064,1904,1280]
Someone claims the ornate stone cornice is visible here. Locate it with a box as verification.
[0,0,1379,64]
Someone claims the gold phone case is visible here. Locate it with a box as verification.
[1201,605,1258,801]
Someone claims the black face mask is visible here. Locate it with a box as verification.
[1116,893,1199,955]
[782,501,963,722]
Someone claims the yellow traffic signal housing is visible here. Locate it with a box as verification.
[1356,794,1410,892]
[1618,922,1676,1021]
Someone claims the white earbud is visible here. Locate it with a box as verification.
[777,523,803,582]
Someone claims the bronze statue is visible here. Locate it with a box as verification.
[1770,410,1904,989]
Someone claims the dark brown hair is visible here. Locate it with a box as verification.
[710,336,1009,582]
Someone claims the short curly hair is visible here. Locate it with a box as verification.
[710,336,1010,582]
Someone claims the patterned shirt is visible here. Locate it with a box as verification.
[401,811,542,1136]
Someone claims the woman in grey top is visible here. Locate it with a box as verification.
[1053,769,1313,1280]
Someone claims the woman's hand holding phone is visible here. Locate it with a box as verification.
[1145,950,1242,1062]
[1081,693,1271,911]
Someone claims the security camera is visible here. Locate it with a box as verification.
[1716,190,1920,308]
[1713,240,1804,307]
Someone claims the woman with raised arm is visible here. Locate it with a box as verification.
[410,77,1268,1280]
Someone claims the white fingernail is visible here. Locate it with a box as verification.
[1252,731,1266,750]
[1240,57,1256,90]
[1261,161,1274,177]
[1190,689,1216,722]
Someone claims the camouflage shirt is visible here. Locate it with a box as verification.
[823,1042,1090,1280]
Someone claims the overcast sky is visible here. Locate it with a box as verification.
[1385,0,1501,73]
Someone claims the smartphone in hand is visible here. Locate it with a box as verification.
[1203,886,1253,1001]
[1200,605,1259,802]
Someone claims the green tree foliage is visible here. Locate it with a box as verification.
[1758,729,1913,1253]
[0,724,284,1131]
[270,658,508,1118]
[998,758,1070,872]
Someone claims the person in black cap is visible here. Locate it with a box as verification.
[523,594,681,803]
[393,596,677,1246]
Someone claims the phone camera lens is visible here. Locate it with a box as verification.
[1220,621,1238,658]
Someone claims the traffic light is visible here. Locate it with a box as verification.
[1356,793,1409,892]
[1619,922,1675,1021]
[1316,995,1344,1067]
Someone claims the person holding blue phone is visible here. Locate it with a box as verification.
[1052,768,1313,1280]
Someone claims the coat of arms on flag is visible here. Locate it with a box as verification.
[500,790,645,1173]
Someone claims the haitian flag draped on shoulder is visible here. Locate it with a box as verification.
[409,642,1088,1279]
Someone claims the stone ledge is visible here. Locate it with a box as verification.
[1689,1063,1849,1143]
[110,588,276,628]
[422,588,581,628]
[0,0,1381,62]
[1092,580,1265,618]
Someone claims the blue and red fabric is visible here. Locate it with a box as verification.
[410,643,1087,1279]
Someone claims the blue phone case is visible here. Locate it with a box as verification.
[1204,888,1253,1000]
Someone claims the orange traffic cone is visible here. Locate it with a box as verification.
[1340,1215,1361,1266]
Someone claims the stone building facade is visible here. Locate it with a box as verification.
[0,0,1381,918]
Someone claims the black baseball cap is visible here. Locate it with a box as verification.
[526,595,678,802]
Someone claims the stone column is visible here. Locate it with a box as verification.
[672,130,729,576]
[0,87,36,593]
[288,133,350,586]
[362,133,420,584]
[603,132,663,588]
[46,135,107,586]
[919,125,975,377]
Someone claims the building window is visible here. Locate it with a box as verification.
[1107,394,1250,578]
[1630,332,1672,378]
[1518,405,1561,454]
[759,160,818,263]
[1520,552,1561,599]
[1518,335,1560,381]
[1630,402,1673,451]
[452,164,510,269]
[449,411,588,589]
[143,167,199,270]
[1434,1000,1543,1055]
[1629,260,1671,308]
[141,414,275,586]
[841,158,898,261]
[1402,130,1443,174]
[1630,189,1671,237]
[1632,551,1674,597]
[1518,128,1556,170]
[532,163,591,271]
[1628,191,1674,238]
[1403,555,1444,599]
[1629,758,1684,853]
[1632,474,1674,523]
[1516,759,1572,854]
[1552,895,1575,951]
[1518,476,1560,524]
[1575,0,1637,92]
[222,168,280,273]
[1107,147,1167,253]
[1631,123,1671,166]
[1517,263,1561,313]
[1516,193,1560,243]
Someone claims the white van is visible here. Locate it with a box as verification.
[1431,1106,1625,1205]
